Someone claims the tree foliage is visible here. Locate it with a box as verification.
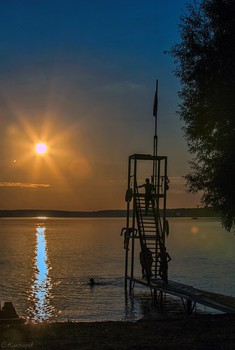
[171,0,235,231]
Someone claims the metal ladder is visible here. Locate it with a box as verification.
[134,186,164,283]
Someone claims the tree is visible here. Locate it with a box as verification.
[171,0,235,231]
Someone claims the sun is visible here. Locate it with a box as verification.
[35,142,47,155]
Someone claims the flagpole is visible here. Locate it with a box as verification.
[153,79,158,188]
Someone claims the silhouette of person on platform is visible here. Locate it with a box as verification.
[140,245,153,282]
[157,247,171,284]
[138,178,155,214]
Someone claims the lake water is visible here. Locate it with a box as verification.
[0,217,235,322]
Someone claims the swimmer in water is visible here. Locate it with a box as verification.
[89,278,98,286]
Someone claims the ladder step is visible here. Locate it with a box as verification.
[139,231,157,235]
[144,238,159,241]
[140,226,156,230]
[141,236,160,240]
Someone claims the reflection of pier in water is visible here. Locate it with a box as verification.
[28,223,54,321]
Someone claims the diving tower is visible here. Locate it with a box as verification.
[122,152,170,294]
[122,80,171,295]
[121,81,235,315]
[122,171,235,313]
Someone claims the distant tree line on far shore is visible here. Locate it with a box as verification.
[0,208,218,218]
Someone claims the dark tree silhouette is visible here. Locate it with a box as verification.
[170,0,235,231]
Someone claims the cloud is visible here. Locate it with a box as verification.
[0,182,50,188]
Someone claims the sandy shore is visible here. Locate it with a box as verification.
[0,314,235,349]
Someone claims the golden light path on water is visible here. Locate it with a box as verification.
[28,222,54,322]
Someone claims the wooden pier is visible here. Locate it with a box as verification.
[128,277,235,314]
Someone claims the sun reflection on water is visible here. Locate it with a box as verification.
[28,224,54,322]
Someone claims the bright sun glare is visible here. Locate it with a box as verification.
[35,142,47,155]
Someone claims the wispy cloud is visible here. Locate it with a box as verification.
[0,182,50,188]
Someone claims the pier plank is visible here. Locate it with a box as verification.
[128,277,235,313]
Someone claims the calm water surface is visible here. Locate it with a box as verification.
[0,217,234,322]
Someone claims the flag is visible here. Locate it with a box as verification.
[153,80,158,118]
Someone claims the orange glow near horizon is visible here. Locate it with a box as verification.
[6,113,71,187]
[7,113,93,195]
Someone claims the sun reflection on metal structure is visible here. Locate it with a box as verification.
[28,224,54,322]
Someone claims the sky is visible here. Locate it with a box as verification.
[0,0,201,211]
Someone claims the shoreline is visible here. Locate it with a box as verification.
[0,207,219,219]
[1,314,235,349]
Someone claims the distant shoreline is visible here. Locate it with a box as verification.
[0,208,218,218]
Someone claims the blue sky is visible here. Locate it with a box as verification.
[0,0,201,210]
